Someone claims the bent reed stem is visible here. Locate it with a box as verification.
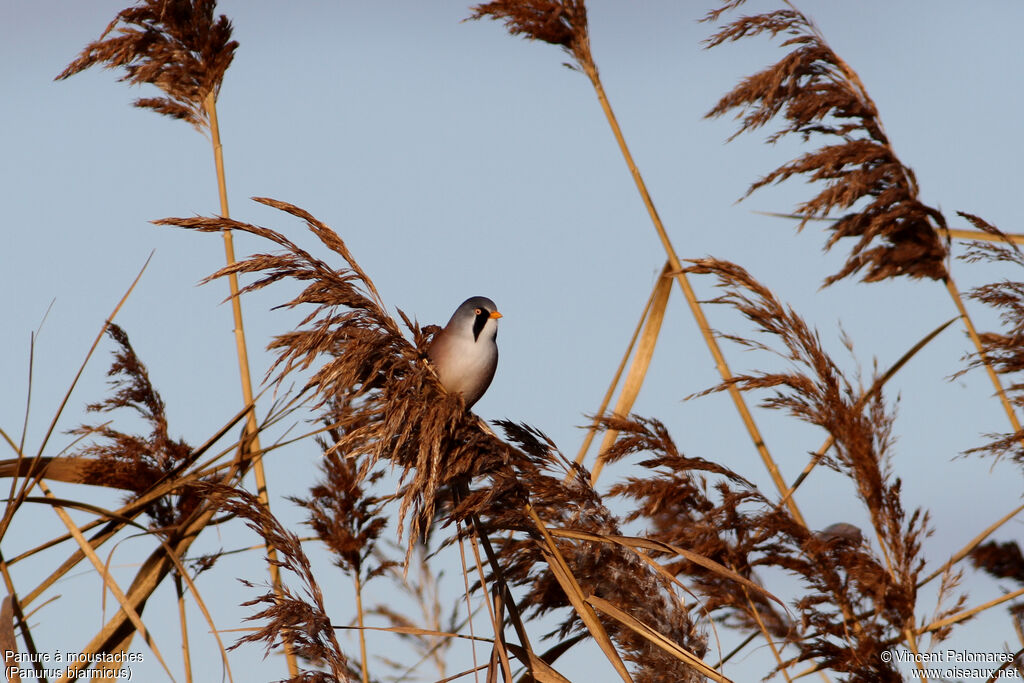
[578,61,806,528]
[574,270,660,473]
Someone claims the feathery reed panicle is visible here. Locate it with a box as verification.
[703,2,948,285]
[599,415,793,634]
[291,429,396,683]
[290,433,393,583]
[56,0,236,130]
[480,421,707,682]
[201,484,356,682]
[468,1,592,69]
[69,324,201,531]
[368,540,457,680]
[682,258,936,677]
[156,198,505,550]
[594,414,904,677]
[958,212,1024,463]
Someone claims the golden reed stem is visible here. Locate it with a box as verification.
[205,92,297,677]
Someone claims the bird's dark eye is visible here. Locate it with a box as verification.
[474,308,482,315]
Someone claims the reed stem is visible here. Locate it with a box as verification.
[204,92,296,677]
[578,61,806,527]
[945,276,1022,433]
[174,575,194,683]
[353,573,370,683]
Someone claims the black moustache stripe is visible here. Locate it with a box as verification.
[472,312,488,341]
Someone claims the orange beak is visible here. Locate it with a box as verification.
[490,311,503,319]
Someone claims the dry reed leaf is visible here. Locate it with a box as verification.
[600,256,935,677]
[41,483,177,683]
[501,642,572,683]
[165,557,234,682]
[454,518,519,682]
[0,255,151,547]
[158,197,467,548]
[0,457,134,488]
[0,597,19,683]
[485,422,707,681]
[587,595,732,683]
[458,496,542,679]
[334,623,492,643]
[472,0,800,533]
[590,264,671,483]
[57,3,291,669]
[68,520,242,681]
[17,435,241,607]
[70,473,255,674]
[549,528,781,611]
[0,260,206,680]
[946,228,1024,245]
[69,324,203,532]
[758,210,1024,247]
[575,264,667,470]
[528,634,588,671]
[735,587,790,676]
[17,322,255,672]
[598,413,796,645]
[524,506,634,683]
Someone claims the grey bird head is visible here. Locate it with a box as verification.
[427,296,501,409]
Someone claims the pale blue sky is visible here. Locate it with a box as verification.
[3,1,1024,681]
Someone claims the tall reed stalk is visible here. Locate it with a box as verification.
[469,0,807,527]
[202,89,288,666]
[56,1,296,675]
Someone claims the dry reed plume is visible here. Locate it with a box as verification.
[681,259,942,678]
[703,0,948,285]
[700,0,1024,479]
[56,0,236,130]
[699,4,1024,671]
[70,324,204,534]
[202,483,358,682]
